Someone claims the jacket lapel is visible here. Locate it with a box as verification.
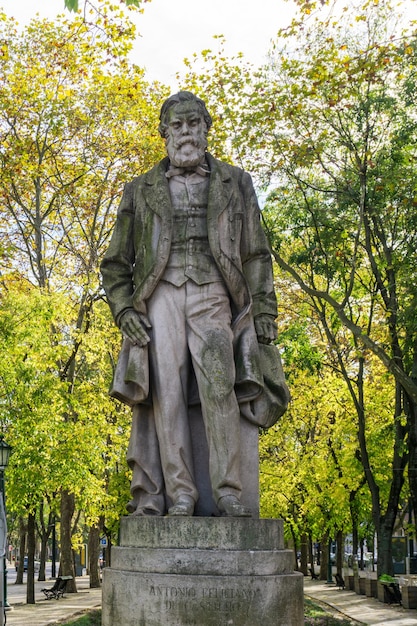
[206,153,234,221]
[143,157,172,218]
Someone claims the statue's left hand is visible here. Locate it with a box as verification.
[254,315,277,345]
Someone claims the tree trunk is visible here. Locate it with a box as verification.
[356,375,406,577]
[36,503,53,582]
[349,488,360,583]
[15,517,26,585]
[377,518,395,577]
[38,530,49,583]
[290,525,299,571]
[407,383,417,536]
[359,537,365,570]
[308,534,315,575]
[26,512,36,604]
[374,389,407,576]
[88,524,101,588]
[60,490,77,593]
[319,534,329,581]
[300,532,308,576]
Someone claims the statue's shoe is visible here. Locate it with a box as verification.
[168,496,195,516]
[218,495,252,517]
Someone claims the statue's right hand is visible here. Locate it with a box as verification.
[120,310,151,347]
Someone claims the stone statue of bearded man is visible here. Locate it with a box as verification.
[101,91,286,518]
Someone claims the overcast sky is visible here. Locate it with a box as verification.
[0,0,296,88]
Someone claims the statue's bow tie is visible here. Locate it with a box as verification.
[165,164,210,179]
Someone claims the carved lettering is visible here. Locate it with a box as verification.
[199,599,247,613]
[165,600,190,610]
[149,584,259,617]
[149,585,196,598]
[201,587,261,601]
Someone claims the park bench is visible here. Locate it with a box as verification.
[334,573,345,589]
[309,567,319,580]
[41,575,73,600]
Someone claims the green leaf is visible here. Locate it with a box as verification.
[65,0,78,12]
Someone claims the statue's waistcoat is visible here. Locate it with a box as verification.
[162,174,222,287]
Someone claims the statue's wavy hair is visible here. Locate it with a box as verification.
[158,91,212,138]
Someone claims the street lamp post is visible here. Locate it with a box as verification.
[0,435,12,625]
[51,516,56,579]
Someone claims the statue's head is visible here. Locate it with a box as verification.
[159,92,212,168]
[158,91,212,138]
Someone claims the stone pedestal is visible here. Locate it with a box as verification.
[354,576,366,595]
[377,580,386,603]
[102,517,304,626]
[364,578,377,598]
[401,585,417,609]
[354,576,360,594]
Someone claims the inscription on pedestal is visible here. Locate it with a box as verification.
[150,584,261,610]
[148,583,262,623]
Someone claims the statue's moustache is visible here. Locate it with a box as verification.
[174,136,201,149]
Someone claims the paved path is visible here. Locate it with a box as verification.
[5,576,101,625]
[305,577,417,625]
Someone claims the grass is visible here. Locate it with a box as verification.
[304,598,362,625]
[52,609,101,626]
[56,602,361,625]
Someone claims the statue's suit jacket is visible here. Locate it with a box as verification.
[101,153,278,405]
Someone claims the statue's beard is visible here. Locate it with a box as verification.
[166,135,207,168]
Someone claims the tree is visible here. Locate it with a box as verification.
[180,0,417,574]
[0,6,167,593]
[258,0,417,576]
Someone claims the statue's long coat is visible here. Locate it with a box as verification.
[101,153,278,404]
